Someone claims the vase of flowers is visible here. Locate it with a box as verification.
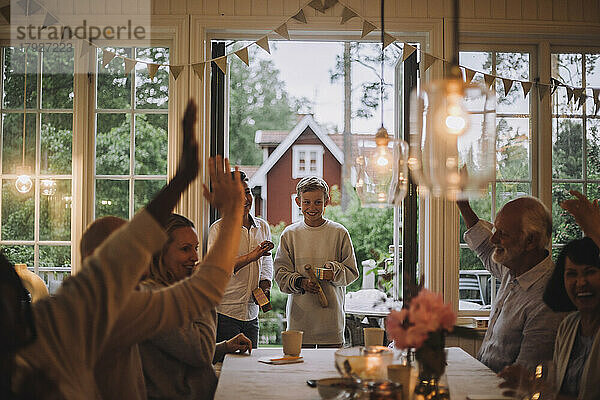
[385,289,456,400]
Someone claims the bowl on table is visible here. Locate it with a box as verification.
[334,346,394,382]
[316,378,358,399]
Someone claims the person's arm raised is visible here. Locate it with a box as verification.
[561,190,600,247]
[202,157,245,276]
[146,100,199,227]
[456,200,479,229]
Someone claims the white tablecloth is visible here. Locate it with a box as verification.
[214,347,508,399]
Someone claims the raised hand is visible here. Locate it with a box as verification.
[251,240,275,261]
[561,190,600,245]
[202,156,244,217]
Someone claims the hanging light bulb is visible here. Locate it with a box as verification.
[354,0,409,208]
[15,50,33,194]
[408,0,496,200]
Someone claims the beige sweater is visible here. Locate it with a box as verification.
[14,210,230,400]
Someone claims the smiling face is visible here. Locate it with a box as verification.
[295,189,329,227]
[242,182,253,215]
[162,226,199,282]
[489,207,528,270]
[564,257,600,314]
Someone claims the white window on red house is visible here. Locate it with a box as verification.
[291,194,304,223]
[292,145,323,178]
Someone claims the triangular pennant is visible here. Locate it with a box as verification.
[402,43,417,62]
[42,12,59,27]
[383,33,396,49]
[214,56,228,74]
[361,20,377,38]
[573,88,583,106]
[124,58,137,74]
[235,47,250,66]
[578,91,586,109]
[147,63,159,80]
[78,40,92,59]
[17,0,41,15]
[502,78,514,96]
[102,50,116,67]
[521,81,533,97]
[538,82,550,101]
[169,65,184,80]
[464,68,476,83]
[483,74,496,90]
[420,52,436,74]
[256,36,270,54]
[308,0,325,13]
[192,63,205,80]
[323,0,337,10]
[275,24,290,40]
[0,6,10,23]
[566,87,574,103]
[550,78,560,95]
[292,9,307,23]
[594,89,600,115]
[340,7,358,24]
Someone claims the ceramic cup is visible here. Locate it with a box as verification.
[281,330,303,356]
[363,327,385,347]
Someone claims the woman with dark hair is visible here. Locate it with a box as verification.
[139,213,252,400]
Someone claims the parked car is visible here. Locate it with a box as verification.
[459,270,499,309]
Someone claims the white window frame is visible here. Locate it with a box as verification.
[291,193,303,223]
[292,144,323,179]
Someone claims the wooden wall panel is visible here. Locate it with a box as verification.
[187,0,204,14]
[363,0,379,18]
[73,0,90,15]
[397,0,412,17]
[345,0,365,16]
[567,0,584,21]
[153,0,170,15]
[490,0,506,19]
[552,0,568,21]
[170,0,187,14]
[459,0,474,18]
[267,0,284,16]
[522,0,537,20]
[474,0,491,19]
[505,0,521,19]
[122,0,139,16]
[218,0,235,15]
[234,0,252,15]
[413,0,428,18]
[538,0,552,20]
[107,0,123,15]
[428,0,444,18]
[58,0,74,14]
[283,0,300,15]
[204,0,220,15]
[251,0,268,15]
[91,0,106,15]
[582,0,599,22]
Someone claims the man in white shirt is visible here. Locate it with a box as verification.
[208,171,274,348]
[457,196,565,373]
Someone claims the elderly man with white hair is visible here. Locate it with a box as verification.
[457,197,565,373]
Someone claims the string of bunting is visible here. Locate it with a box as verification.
[14,0,600,114]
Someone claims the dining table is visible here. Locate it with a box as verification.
[214,347,509,399]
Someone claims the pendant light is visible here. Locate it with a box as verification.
[354,0,409,208]
[15,50,32,194]
[408,0,496,200]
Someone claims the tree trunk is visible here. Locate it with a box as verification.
[341,42,352,210]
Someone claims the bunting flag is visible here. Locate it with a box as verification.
[148,63,159,80]
[214,56,228,74]
[383,32,396,49]
[292,10,307,23]
[538,83,549,101]
[42,12,59,27]
[78,40,92,59]
[502,78,514,96]
[566,87,574,103]
[594,89,600,115]
[235,47,249,66]
[483,73,496,90]
[420,52,436,74]
[521,81,533,97]
[361,20,377,38]
[308,0,325,13]
[17,0,42,15]
[0,5,10,23]
[124,58,137,74]
[550,78,560,95]
[340,7,358,24]
[402,43,417,62]
[169,65,184,80]
[102,50,116,67]
[256,36,270,54]
[323,0,337,10]
[275,24,290,40]
[464,68,476,83]
[192,63,205,80]
[578,91,586,109]
[573,88,583,106]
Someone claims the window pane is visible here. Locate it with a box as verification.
[2,245,34,265]
[3,48,38,109]
[41,113,72,174]
[2,179,34,240]
[95,179,129,219]
[459,51,492,74]
[459,190,492,242]
[587,119,600,179]
[552,182,583,245]
[496,117,530,180]
[39,245,71,269]
[134,179,165,212]
[2,113,36,174]
[135,47,169,109]
[135,114,167,175]
[97,47,132,109]
[495,182,530,210]
[553,118,582,179]
[496,53,530,114]
[96,113,130,175]
[552,53,583,117]
[40,179,71,241]
[41,49,74,109]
